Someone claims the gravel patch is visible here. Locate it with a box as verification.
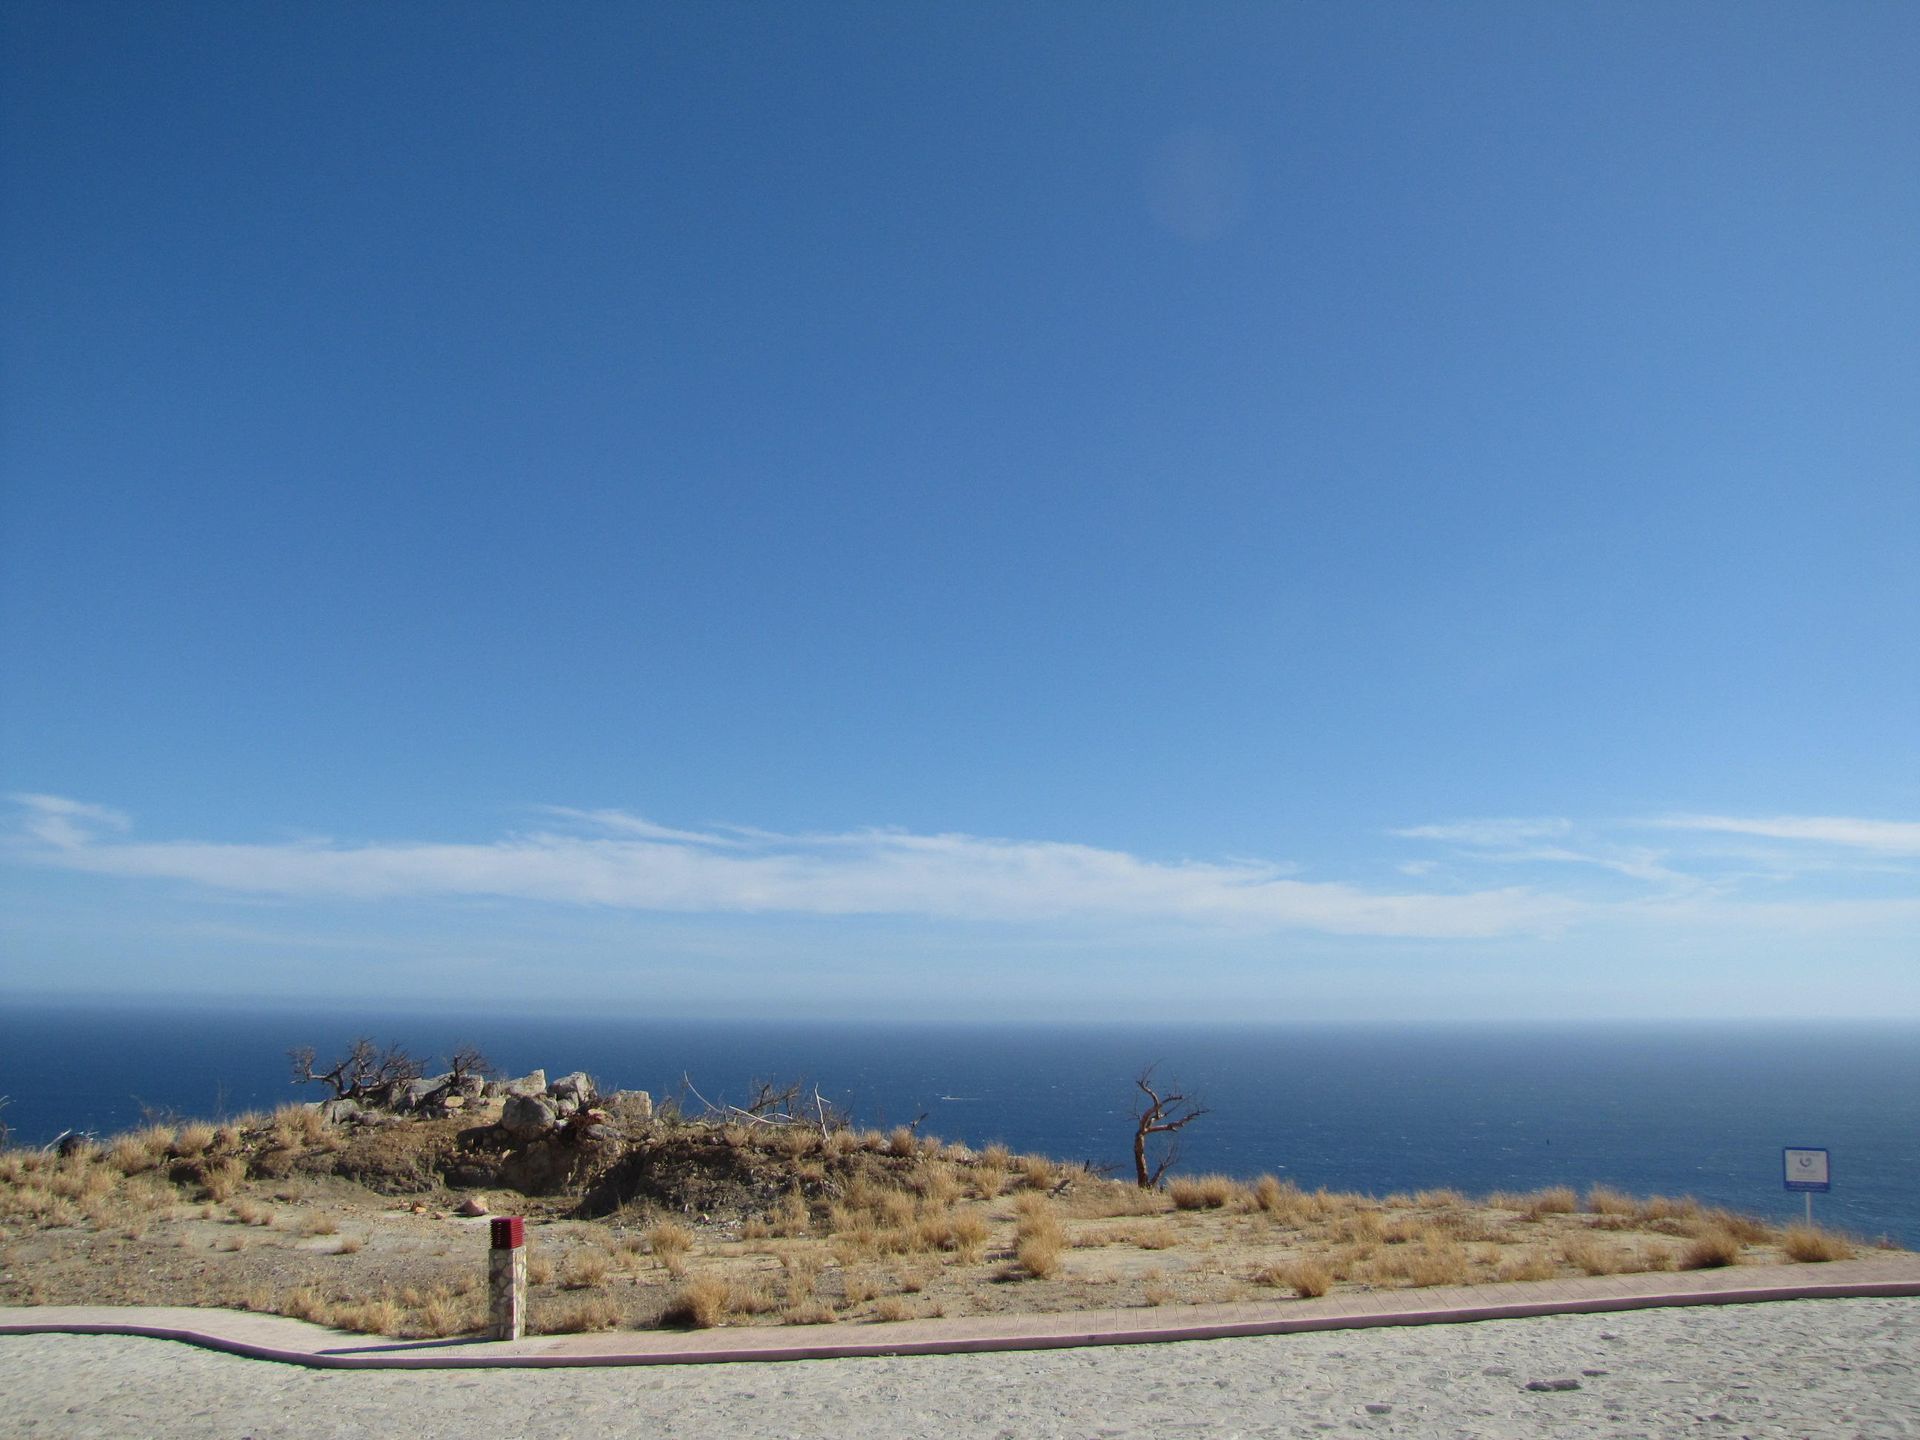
[3,1296,1915,1439]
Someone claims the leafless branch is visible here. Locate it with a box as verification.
[1132,1064,1209,1188]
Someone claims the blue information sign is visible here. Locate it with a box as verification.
[1783,1147,1831,1193]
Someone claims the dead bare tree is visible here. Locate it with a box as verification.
[677,1073,848,1139]
[743,1078,805,1119]
[444,1044,496,1086]
[288,1038,424,1102]
[1132,1065,1208,1189]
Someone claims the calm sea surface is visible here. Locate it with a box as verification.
[3,1003,1914,1244]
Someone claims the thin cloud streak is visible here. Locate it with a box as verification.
[1650,814,1920,855]
[7,796,1570,940]
[8,792,131,849]
[1391,816,1692,888]
[1391,818,1573,846]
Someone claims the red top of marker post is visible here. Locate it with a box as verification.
[490,1216,525,1250]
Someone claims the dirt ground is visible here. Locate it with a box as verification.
[0,1100,1884,1338]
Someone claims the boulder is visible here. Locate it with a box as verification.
[319,1098,363,1125]
[456,1194,490,1217]
[550,1070,596,1102]
[399,1075,450,1111]
[497,1139,569,1194]
[500,1093,559,1141]
[500,1070,548,1099]
[606,1090,653,1124]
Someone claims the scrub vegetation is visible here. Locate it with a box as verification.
[0,1091,1885,1339]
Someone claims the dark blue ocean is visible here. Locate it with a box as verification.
[2,1003,1914,1245]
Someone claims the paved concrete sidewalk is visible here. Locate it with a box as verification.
[4,1254,1917,1370]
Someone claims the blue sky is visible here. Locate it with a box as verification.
[2,2,1915,1021]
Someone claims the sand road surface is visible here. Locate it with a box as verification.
[3,1296,1916,1439]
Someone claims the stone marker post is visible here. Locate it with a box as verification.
[489,1216,527,1341]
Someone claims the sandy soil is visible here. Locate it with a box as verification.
[3,1296,1915,1438]
[1,1106,1886,1338]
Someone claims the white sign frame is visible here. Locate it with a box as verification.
[1782,1147,1831,1193]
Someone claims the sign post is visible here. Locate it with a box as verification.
[1782,1147,1830,1226]
[489,1216,527,1341]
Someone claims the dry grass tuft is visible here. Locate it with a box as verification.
[1695,1209,1776,1245]
[561,1248,613,1288]
[1496,1247,1558,1283]
[200,1157,248,1203]
[1781,1224,1854,1263]
[1371,1239,1472,1288]
[108,1129,171,1176]
[1637,1194,1703,1223]
[769,1190,812,1239]
[781,1301,836,1325]
[229,1199,274,1227]
[281,1286,406,1336]
[171,1122,218,1158]
[1013,1202,1067,1280]
[1168,1174,1243,1211]
[1560,1237,1624,1276]
[1382,1216,1446,1246]
[658,1274,773,1328]
[969,1162,1009,1200]
[659,1274,732,1328]
[270,1104,331,1149]
[1251,1175,1297,1215]
[541,1293,626,1333]
[413,1290,479,1337]
[1585,1185,1638,1216]
[1678,1228,1743,1269]
[1017,1154,1056,1190]
[645,1221,695,1263]
[1255,1259,1333,1297]
[1523,1186,1579,1218]
[919,1210,990,1262]
[1119,1221,1179,1251]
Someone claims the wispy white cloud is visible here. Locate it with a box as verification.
[13,798,1915,952]
[532,806,746,848]
[5,797,1571,940]
[8,793,132,849]
[1392,807,1920,907]
[1391,817,1573,846]
[1648,814,1920,855]
[1390,816,1691,888]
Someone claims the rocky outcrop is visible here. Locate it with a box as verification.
[302,1062,661,1197]
[606,1090,653,1124]
[500,1093,559,1141]
[549,1072,596,1115]
[486,1070,548,1101]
